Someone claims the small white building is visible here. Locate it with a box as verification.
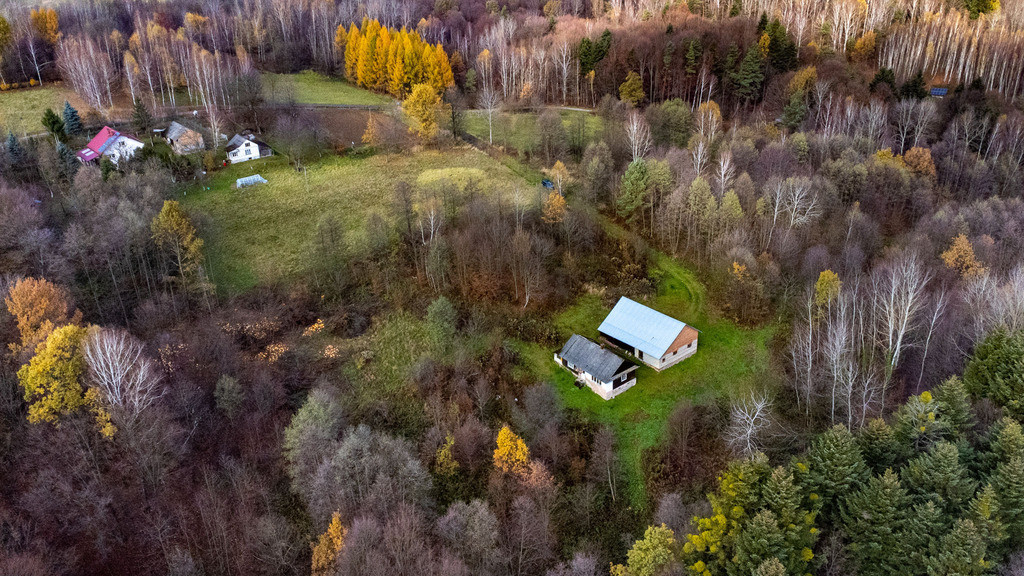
[226,133,272,164]
[555,334,638,400]
[598,297,698,371]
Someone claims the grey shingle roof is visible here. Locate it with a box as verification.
[558,334,633,383]
[166,121,193,141]
[598,297,686,358]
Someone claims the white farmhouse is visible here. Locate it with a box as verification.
[226,133,272,164]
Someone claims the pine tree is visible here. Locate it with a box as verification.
[371,27,391,92]
[61,101,82,137]
[617,160,651,221]
[804,425,869,523]
[841,469,909,576]
[41,108,65,142]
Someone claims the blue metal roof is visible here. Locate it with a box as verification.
[598,297,686,358]
[929,87,948,97]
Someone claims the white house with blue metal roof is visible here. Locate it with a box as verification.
[598,297,698,371]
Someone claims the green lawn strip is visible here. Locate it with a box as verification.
[262,71,393,106]
[182,147,535,294]
[522,253,778,511]
[0,85,74,136]
[464,109,602,152]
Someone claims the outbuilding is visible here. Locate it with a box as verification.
[165,121,205,154]
[554,334,638,400]
[236,174,268,188]
[598,297,698,371]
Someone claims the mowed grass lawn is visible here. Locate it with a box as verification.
[516,253,779,509]
[182,147,533,293]
[0,84,79,135]
[262,71,393,106]
[465,109,602,152]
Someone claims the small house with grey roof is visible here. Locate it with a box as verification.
[554,335,638,400]
[598,297,698,371]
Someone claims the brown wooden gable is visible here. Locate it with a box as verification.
[665,325,699,356]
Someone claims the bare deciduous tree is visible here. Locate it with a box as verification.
[725,392,774,457]
[625,110,652,163]
[83,328,163,425]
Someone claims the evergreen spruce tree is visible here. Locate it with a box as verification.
[840,469,909,576]
[6,130,25,164]
[756,12,768,33]
[731,48,764,104]
[732,510,788,575]
[935,376,974,439]
[62,100,82,137]
[781,92,807,130]
[131,99,154,137]
[903,441,978,514]
[993,456,1024,549]
[902,501,948,574]
[803,425,869,523]
[989,418,1024,465]
[729,0,742,17]
[898,70,929,100]
[56,141,78,182]
[922,519,991,576]
[968,483,1007,558]
[858,418,903,473]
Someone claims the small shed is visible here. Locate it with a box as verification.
[598,297,698,371]
[555,334,638,400]
[929,87,949,98]
[166,121,205,154]
[236,174,268,188]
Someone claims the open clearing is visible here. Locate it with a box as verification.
[262,71,393,106]
[0,84,79,136]
[182,147,533,294]
[517,253,779,509]
[464,109,602,153]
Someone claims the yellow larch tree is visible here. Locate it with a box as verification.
[941,234,987,279]
[493,425,530,475]
[311,511,346,576]
[344,24,361,81]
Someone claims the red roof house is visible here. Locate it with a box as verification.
[77,126,144,164]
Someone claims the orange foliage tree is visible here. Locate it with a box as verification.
[4,277,80,357]
[941,234,987,279]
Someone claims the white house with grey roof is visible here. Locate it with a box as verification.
[598,297,698,371]
[555,334,638,400]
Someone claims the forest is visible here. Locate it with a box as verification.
[2,0,1024,575]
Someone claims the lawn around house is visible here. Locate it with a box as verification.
[182,147,536,294]
[261,71,394,106]
[517,253,779,510]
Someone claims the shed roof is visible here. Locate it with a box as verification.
[166,121,198,141]
[598,297,687,358]
[929,87,949,97]
[559,335,633,383]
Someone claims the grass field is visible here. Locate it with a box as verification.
[465,109,602,153]
[262,71,393,106]
[182,147,534,294]
[516,253,779,509]
[0,84,78,136]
